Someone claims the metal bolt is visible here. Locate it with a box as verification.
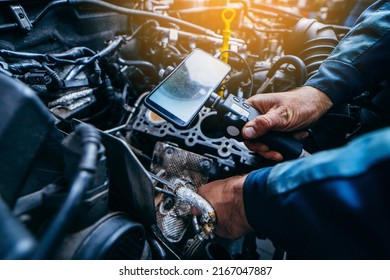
[200,160,211,171]
[44,75,52,84]
[166,147,173,155]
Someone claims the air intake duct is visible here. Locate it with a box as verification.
[284,18,339,78]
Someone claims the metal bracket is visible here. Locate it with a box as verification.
[10,5,33,31]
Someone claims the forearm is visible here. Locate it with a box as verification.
[243,127,390,259]
[305,0,390,105]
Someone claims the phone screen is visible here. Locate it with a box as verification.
[144,49,231,127]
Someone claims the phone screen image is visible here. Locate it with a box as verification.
[144,49,231,127]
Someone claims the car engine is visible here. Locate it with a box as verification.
[0,0,382,260]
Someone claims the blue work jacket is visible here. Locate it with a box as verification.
[243,0,390,259]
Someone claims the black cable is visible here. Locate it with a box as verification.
[64,64,84,80]
[4,50,81,64]
[48,46,96,60]
[0,23,18,31]
[0,46,96,65]
[148,238,168,260]
[33,123,101,259]
[266,55,307,86]
[216,50,254,98]
[8,60,43,73]
[0,0,68,31]
[42,63,63,89]
[69,0,220,37]
[65,36,125,79]
[34,171,93,260]
[31,0,69,25]
[82,36,125,64]
[125,19,159,42]
[0,0,227,38]
[117,58,159,82]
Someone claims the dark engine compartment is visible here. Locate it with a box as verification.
[0,0,383,260]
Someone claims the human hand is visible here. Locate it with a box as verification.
[242,86,333,161]
[196,175,253,239]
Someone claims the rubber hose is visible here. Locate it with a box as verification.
[284,18,339,78]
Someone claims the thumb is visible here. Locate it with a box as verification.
[242,108,286,140]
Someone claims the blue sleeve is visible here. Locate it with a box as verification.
[243,127,390,259]
[305,0,390,106]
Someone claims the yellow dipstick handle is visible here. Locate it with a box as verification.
[219,8,236,97]
[220,8,236,64]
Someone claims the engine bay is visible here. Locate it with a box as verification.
[0,0,383,260]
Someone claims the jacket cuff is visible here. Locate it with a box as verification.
[243,167,272,238]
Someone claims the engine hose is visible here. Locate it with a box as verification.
[32,0,69,25]
[148,238,168,260]
[173,183,216,259]
[117,58,159,83]
[0,46,96,65]
[33,123,101,259]
[257,55,307,93]
[66,36,125,79]
[183,235,203,259]
[69,0,220,37]
[8,60,43,74]
[1,44,106,66]
[0,0,214,36]
[174,185,216,226]
[49,46,96,60]
[284,18,339,78]
[42,64,63,90]
[265,55,307,86]
[0,0,68,31]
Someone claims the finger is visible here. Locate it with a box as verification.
[259,150,283,161]
[245,93,275,112]
[242,108,287,140]
[244,141,270,153]
[244,141,283,161]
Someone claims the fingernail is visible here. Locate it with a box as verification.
[274,153,283,161]
[258,144,269,152]
[243,127,255,139]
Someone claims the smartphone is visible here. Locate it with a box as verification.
[144,49,231,127]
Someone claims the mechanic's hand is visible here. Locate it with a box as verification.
[242,86,333,161]
[196,175,253,239]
